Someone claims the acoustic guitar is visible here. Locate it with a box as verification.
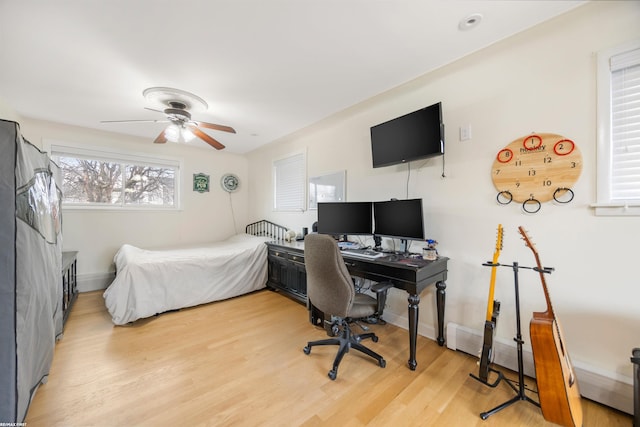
[518,226,582,427]
[477,224,503,384]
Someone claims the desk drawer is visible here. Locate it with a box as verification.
[287,252,305,265]
[268,248,287,259]
[343,258,415,283]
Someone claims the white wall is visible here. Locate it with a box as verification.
[0,99,21,122]
[19,118,250,290]
[246,0,640,404]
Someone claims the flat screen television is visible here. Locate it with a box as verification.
[370,102,444,168]
[373,198,424,252]
[317,202,373,237]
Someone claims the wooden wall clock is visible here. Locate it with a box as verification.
[491,133,582,213]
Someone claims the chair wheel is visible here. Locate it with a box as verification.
[303,346,311,355]
[372,335,379,343]
[328,370,337,380]
[379,359,386,368]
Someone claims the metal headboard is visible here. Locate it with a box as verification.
[245,220,288,241]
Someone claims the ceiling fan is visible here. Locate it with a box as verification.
[101,87,235,150]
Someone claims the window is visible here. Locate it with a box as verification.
[50,144,181,210]
[595,39,640,216]
[273,152,305,211]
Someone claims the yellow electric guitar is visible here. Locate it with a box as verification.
[474,224,503,385]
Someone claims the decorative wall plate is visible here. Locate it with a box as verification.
[492,133,582,212]
[221,173,239,192]
[193,173,210,193]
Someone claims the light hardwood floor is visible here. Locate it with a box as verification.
[26,289,632,426]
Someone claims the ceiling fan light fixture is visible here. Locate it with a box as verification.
[181,127,196,142]
[165,124,181,143]
[165,124,197,143]
[104,87,233,150]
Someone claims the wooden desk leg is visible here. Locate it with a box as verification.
[407,293,420,370]
[436,280,446,346]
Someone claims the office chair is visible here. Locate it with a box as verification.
[303,234,390,380]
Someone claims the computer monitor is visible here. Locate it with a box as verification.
[373,198,425,252]
[317,202,373,238]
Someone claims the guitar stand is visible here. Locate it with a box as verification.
[470,366,504,388]
[479,262,541,420]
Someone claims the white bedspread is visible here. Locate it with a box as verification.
[103,234,272,325]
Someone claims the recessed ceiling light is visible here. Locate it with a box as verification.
[458,13,483,31]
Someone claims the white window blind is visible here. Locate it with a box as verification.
[594,40,640,215]
[610,47,640,201]
[273,152,305,211]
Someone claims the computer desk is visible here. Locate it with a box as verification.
[266,241,449,371]
[341,251,449,370]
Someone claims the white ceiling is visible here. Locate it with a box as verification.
[0,0,586,154]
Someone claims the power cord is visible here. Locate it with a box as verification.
[229,192,238,234]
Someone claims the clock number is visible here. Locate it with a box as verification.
[554,139,575,156]
[543,179,552,187]
[528,169,536,176]
[495,169,501,175]
[515,160,522,167]
[523,135,542,151]
[571,161,577,168]
[515,181,521,188]
[497,148,513,163]
[544,156,552,164]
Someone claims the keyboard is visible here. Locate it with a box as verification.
[337,241,362,250]
[341,248,384,259]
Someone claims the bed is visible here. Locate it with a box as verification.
[103,220,288,325]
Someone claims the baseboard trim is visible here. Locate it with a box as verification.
[77,272,113,292]
[447,322,634,415]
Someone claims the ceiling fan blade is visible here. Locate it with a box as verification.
[100,119,169,124]
[144,107,165,113]
[189,125,225,150]
[154,129,168,144]
[195,121,236,134]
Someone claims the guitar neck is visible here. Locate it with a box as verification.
[519,226,555,318]
[533,249,555,318]
[485,252,500,321]
[485,225,503,322]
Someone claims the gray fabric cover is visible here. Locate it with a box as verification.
[0,119,63,423]
[304,234,376,319]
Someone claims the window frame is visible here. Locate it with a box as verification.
[594,39,640,216]
[47,140,183,211]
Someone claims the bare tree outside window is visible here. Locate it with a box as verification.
[53,149,179,209]
[124,165,175,206]
[57,157,122,204]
